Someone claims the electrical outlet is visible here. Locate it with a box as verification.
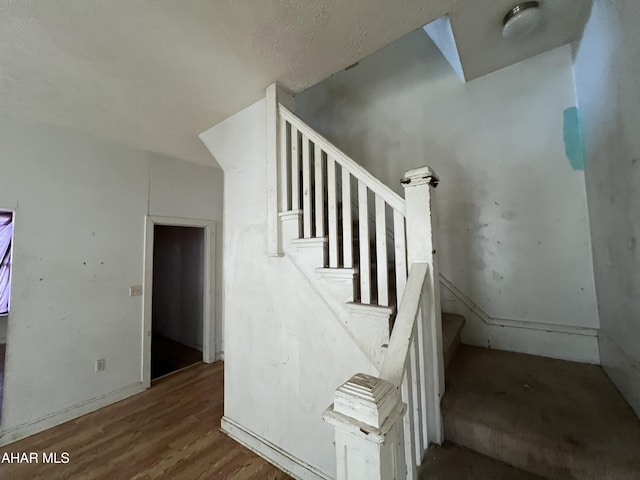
[95,359,105,372]
[129,285,142,297]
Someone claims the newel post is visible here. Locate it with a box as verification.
[323,373,407,479]
[266,83,294,257]
[401,166,445,445]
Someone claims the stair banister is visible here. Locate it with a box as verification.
[324,167,443,480]
[277,105,405,215]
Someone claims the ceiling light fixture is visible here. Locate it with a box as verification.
[502,1,542,39]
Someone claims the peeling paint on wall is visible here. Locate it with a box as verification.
[563,106,585,170]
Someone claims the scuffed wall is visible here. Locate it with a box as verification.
[296,31,599,362]
[573,0,640,415]
[0,115,223,441]
[200,99,377,478]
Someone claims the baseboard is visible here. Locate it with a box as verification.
[440,276,600,364]
[221,416,331,480]
[599,333,640,418]
[0,382,145,446]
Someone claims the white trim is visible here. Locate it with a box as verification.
[345,302,394,318]
[221,416,331,480]
[279,105,405,215]
[266,84,294,257]
[292,238,328,249]
[316,267,357,280]
[0,382,144,446]
[440,275,600,364]
[440,275,598,336]
[142,215,218,388]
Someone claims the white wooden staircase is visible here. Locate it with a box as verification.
[267,85,449,479]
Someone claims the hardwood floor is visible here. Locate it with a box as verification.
[0,362,292,479]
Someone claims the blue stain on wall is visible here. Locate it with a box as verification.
[563,106,585,170]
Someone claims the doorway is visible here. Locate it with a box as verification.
[142,216,217,387]
[151,225,204,379]
[0,211,13,422]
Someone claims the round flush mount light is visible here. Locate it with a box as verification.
[502,1,542,39]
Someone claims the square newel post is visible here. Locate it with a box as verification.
[401,166,445,445]
[323,373,407,480]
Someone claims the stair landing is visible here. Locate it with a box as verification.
[443,345,640,479]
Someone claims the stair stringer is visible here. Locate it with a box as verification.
[280,212,390,370]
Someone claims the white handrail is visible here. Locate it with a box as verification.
[279,105,406,216]
[379,262,429,386]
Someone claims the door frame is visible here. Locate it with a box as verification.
[142,215,217,388]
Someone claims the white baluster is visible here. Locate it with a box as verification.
[291,126,300,211]
[402,361,418,480]
[342,169,353,268]
[408,334,422,460]
[375,195,388,306]
[358,181,370,303]
[327,156,338,268]
[302,136,312,238]
[394,210,407,307]
[280,119,290,211]
[314,145,324,237]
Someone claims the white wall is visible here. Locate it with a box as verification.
[573,0,640,415]
[295,31,600,362]
[200,99,378,478]
[0,114,223,441]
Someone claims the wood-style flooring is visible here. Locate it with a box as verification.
[0,361,291,480]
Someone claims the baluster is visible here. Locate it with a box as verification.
[402,358,418,479]
[358,181,371,303]
[394,210,407,306]
[342,169,353,268]
[302,136,312,238]
[280,119,290,211]
[327,156,338,267]
[410,334,425,460]
[415,307,430,452]
[314,145,324,237]
[290,126,300,210]
[375,195,388,306]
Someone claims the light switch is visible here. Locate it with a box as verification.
[129,285,142,296]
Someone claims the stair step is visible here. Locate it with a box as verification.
[316,267,357,280]
[291,237,327,249]
[442,313,465,370]
[419,441,544,480]
[345,302,394,318]
[442,345,640,479]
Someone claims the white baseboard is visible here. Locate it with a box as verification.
[221,416,331,480]
[0,382,145,446]
[599,333,640,418]
[440,276,600,364]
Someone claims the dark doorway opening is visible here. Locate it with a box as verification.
[151,225,205,380]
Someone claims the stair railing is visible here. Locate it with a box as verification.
[266,84,443,479]
[277,102,407,310]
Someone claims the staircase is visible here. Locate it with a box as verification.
[267,85,640,480]
[268,84,444,479]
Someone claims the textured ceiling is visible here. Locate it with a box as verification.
[0,0,455,166]
[0,1,593,167]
